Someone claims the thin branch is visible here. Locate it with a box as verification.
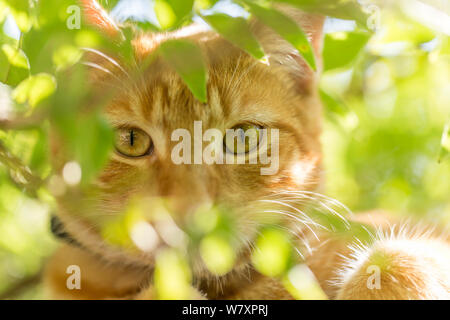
[0,141,44,197]
[0,113,46,130]
[0,271,43,300]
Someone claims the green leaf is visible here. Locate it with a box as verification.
[10,8,31,32]
[251,227,293,277]
[200,233,236,276]
[75,113,114,184]
[160,39,208,103]
[12,73,57,108]
[273,0,370,29]
[50,66,115,185]
[3,128,51,177]
[98,0,121,10]
[134,21,160,32]
[0,22,18,47]
[154,249,193,299]
[34,0,75,27]
[29,128,50,175]
[2,44,28,69]
[5,0,31,32]
[117,25,137,65]
[154,0,194,30]
[22,26,111,75]
[194,0,219,11]
[282,264,328,300]
[0,1,10,23]
[0,44,30,86]
[239,0,316,70]
[320,89,349,116]
[4,0,28,12]
[201,13,266,62]
[52,45,82,71]
[322,31,370,71]
[439,123,450,162]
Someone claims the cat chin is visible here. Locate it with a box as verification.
[55,211,256,283]
[55,209,157,268]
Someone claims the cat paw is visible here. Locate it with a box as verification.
[335,238,450,300]
[134,285,206,300]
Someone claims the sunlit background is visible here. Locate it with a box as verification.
[0,0,449,299]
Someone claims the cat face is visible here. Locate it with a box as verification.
[51,1,325,271]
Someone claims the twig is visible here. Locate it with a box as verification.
[0,114,46,130]
[0,141,44,197]
[0,271,43,300]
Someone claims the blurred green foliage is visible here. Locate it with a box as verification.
[0,0,448,299]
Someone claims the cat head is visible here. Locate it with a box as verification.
[51,0,325,273]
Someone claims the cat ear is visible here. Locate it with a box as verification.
[80,0,120,37]
[250,4,325,90]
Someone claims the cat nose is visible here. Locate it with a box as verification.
[165,195,212,221]
[156,165,216,219]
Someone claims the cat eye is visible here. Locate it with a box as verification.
[115,127,153,158]
[224,123,263,155]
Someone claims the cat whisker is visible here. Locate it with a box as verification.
[263,208,323,232]
[270,224,308,260]
[280,190,352,217]
[260,199,316,225]
[81,61,124,83]
[280,197,350,228]
[274,191,351,227]
[262,209,320,242]
[229,58,259,95]
[81,47,132,79]
[225,54,242,96]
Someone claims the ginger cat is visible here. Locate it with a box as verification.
[44,0,450,300]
